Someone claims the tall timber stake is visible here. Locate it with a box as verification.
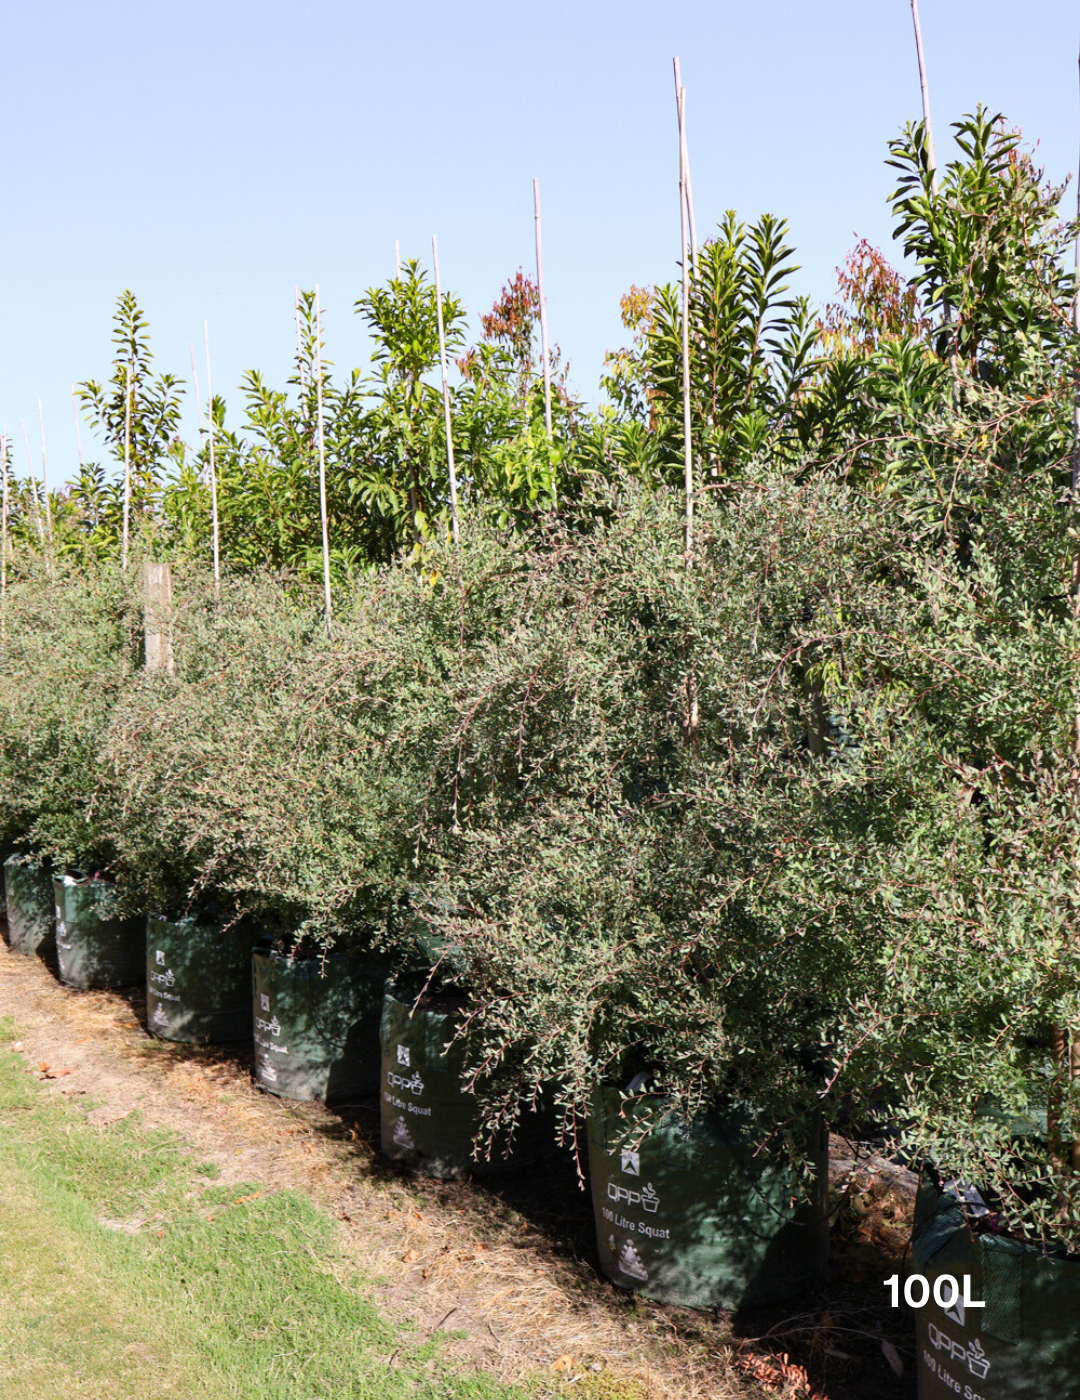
[1066,43,1080,1173]
[122,363,133,573]
[909,0,958,387]
[674,58,699,742]
[674,60,693,565]
[432,235,460,546]
[533,178,555,506]
[673,58,699,279]
[909,0,938,183]
[314,285,333,632]
[204,323,221,597]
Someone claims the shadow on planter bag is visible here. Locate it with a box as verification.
[147,911,257,1044]
[52,872,143,990]
[587,1085,830,1311]
[252,943,390,1104]
[379,983,552,1181]
[912,1170,1080,1399]
[4,853,55,962]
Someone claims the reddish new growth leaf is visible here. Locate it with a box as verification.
[820,237,931,357]
[481,270,539,350]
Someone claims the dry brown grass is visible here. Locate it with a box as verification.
[0,939,917,1399]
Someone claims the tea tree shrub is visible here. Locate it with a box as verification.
[0,553,141,882]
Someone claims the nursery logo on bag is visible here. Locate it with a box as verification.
[397,1045,410,1067]
[255,1014,281,1037]
[926,1326,991,1381]
[393,1116,415,1149]
[620,1150,640,1176]
[613,1236,649,1282]
[153,1003,168,1027]
[387,1069,425,1096]
[260,994,270,1012]
[607,1180,660,1212]
[155,950,165,965]
[260,1060,278,1083]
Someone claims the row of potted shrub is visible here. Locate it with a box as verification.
[13,842,1078,1394]
[2,460,1079,1395]
[2,846,831,1314]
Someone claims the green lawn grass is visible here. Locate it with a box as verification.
[0,1014,530,1400]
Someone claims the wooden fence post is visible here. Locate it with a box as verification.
[144,561,175,674]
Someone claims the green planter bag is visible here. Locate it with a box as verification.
[252,945,390,1103]
[586,1085,830,1310]
[52,873,143,990]
[147,913,255,1043]
[4,854,54,960]
[379,985,551,1181]
[912,1174,1080,1398]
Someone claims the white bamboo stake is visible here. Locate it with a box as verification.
[909,1,957,388]
[910,0,938,190]
[204,322,221,595]
[314,285,333,632]
[21,419,44,544]
[533,179,556,508]
[71,386,84,466]
[432,235,460,546]
[1,429,9,634]
[674,63,693,565]
[674,60,698,743]
[189,343,205,434]
[122,364,132,572]
[673,59,699,277]
[37,398,54,542]
[1072,46,1080,498]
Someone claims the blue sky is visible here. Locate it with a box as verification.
[3,0,1078,484]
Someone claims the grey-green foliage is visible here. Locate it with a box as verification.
[378,473,876,1158]
[107,565,426,940]
[0,552,141,877]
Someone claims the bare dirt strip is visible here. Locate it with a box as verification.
[0,938,916,1400]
